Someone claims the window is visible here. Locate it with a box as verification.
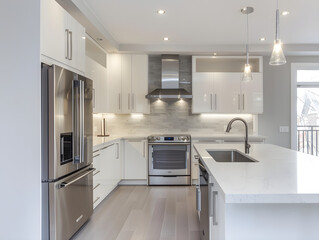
[291,63,319,155]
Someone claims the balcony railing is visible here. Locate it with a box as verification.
[297,125,319,156]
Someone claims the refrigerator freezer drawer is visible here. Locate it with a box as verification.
[44,166,94,240]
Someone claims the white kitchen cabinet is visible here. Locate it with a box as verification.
[93,141,121,209]
[131,55,150,113]
[213,73,241,113]
[41,0,85,73]
[121,55,132,113]
[241,73,263,114]
[192,56,263,114]
[86,56,107,113]
[209,174,225,240]
[107,54,150,114]
[124,140,147,179]
[107,54,122,113]
[192,73,213,113]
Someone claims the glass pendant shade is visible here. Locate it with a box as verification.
[242,64,253,82]
[269,39,286,65]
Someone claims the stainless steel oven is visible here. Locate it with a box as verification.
[148,135,191,185]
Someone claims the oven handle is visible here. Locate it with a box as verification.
[148,143,190,146]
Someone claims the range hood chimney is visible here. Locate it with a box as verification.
[145,55,192,99]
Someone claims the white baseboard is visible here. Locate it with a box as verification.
[119,179,148,185]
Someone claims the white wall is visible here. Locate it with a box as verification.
[259,56,319,148]
[0,1,41,239]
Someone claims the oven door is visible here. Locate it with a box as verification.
[148,143,191,175]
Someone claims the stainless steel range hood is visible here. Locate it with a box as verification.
[145,55,192,99]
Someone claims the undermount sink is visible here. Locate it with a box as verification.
[208,150,258,163]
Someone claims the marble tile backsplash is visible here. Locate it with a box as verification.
[93,99,255,136]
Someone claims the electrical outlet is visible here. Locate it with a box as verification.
[280,126,289,133]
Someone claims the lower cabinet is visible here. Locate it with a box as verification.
[93,140,121,209]
[209,174,225,240]
[124,140,147,180]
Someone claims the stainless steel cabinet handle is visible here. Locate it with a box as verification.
[132,93,135,110]
[215,93,217,110]
[143,141,146,158]
[59,168,95,189]
[238,94,241,110]
[68,31,73,60]
[92,88,96,109]
[93,170,100,176]
[196,186,201,211]
[93,154,100,158]
[93,197,100,204]
[128,93,130,110]
[212,191,218,226]
[194,155,199,160]
[242,94,245,111]
[93,183,100,190]
[118,93,121,110]
[116,143,119,159]
[65,29,69,59]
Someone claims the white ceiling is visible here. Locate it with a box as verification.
[75,0,319,53]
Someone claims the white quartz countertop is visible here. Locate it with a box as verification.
[194,143,319,204]
[93,134,265,149]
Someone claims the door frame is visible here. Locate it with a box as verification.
[291,63,319,150]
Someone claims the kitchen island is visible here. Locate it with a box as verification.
[194,143,319,240]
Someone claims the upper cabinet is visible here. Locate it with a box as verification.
[192,56,263,114]
[107,54,150,114]
[41,0,85,73]
[85,36,108,113]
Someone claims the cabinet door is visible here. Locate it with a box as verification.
[132,55,150,114]
[121,55,132,113]
[241,73,263,114]
[213,73,241,113]
[68,15,85,72]
[107,54,122,113]
[86,56,107,113]
[41,0,68,64]
[124,140,147,179]
[192,73,214,113]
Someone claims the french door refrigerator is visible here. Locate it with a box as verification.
[41,63,94,240]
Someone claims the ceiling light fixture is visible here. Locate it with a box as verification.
[281,11,290,16]
[157,9,165,15]
[163,37,169,41]
[260,37,266,41]
[241,6,254,82]
[269,0,286,65]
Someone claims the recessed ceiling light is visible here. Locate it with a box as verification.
[163,37,169,41]
[260,37,266,41]
[281,11,290,16]
[82,36,86,40]
[157,9,165,15]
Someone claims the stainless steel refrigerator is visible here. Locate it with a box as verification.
[41,63,94,240]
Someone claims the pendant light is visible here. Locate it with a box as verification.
[269,0,286,65]
[241,7,254,82]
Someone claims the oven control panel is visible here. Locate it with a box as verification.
[148,135,191,143]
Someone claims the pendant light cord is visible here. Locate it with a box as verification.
[246,11,249,64]
[276,0,280,40]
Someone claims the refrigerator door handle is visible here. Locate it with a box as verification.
[72,80,81,164]
[80,80,85,163]
[59,168,95,189]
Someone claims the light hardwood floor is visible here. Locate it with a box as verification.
[72,186,200,240]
